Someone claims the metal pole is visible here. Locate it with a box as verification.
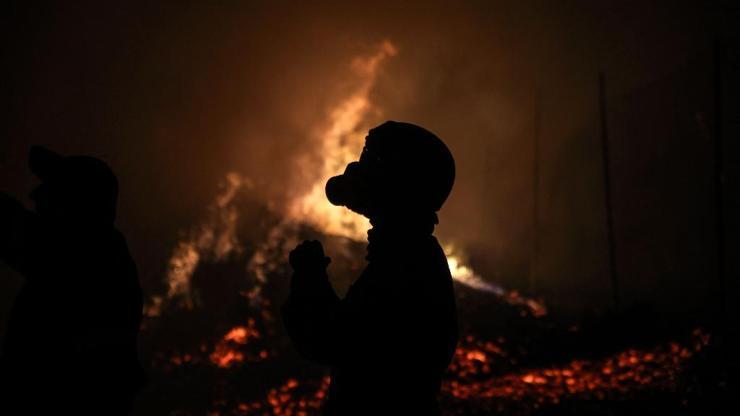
[598,72,620,312]
[530,88,542,295]
[712,39,727,322]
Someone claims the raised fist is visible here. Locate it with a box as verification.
[289,240,331,273]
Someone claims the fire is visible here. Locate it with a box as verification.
[223,326,252,344]
[190,327,711,415]
[443,329,711,411]
[444,243,546,317]
[158,40,541,317]
[210,346,245,369]
[210,318,263,368]
[152,172,250,313]
[284,40,396,240]
[141,41,718,416]
[277,40,542,312]
[209,376,331,416]
[244,41,400,294]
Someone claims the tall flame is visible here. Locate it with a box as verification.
[160,40,544,318]
[285,40,396,240]
[149,41,711,416]
[278,40,545,316]
[157,173,249,311]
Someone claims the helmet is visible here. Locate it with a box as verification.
[29,146,118,224]
[326,121,455,218]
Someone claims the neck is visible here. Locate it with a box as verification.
[369,212,436,237]
[366,213,436,261]
[45,216,114,235]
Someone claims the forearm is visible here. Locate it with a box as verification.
[282,269,341,364]
[0,192,37,273]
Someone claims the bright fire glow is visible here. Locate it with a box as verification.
[444,329,710,408]
[210,318,263,368]
[150,41,712,416]
[159,173,249,311]
[159,40,544,318]
[278,40,543,315]
[284,40,396,240]
[200,330,710,415]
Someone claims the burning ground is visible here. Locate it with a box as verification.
[133,42,728,415]
[137,224,719,416]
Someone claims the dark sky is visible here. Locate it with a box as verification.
[1,1,738,324]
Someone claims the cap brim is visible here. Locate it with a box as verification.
[29,145,64,181]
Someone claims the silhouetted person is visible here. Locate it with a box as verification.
[283,121,458,415]
[0,146,145,415]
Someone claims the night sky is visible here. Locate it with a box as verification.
[1,0,738,337]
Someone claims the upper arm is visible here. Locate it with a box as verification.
[0,193,41,275]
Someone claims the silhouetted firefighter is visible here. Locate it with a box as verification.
[283,121,458,415]
[0,147,145,415]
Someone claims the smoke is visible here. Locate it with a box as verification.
[283,40,397,239]
[148,173,250,314]
[0,1,729,320]
[151,41,546,317]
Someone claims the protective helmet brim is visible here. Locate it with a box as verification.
[29,145,64,182]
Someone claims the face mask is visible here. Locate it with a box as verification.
[325,162,374,216]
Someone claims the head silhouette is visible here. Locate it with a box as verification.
[325,121,455,223]
[28,146,118,226]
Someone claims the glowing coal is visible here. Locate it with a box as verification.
[136,41,715,416]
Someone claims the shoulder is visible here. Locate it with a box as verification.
[424,236,451,274]
[96,228,140,290]
[396,236,452,288]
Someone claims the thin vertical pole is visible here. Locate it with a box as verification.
[530,88,542,295]
[712,39,727,322]
[599,72,620,312]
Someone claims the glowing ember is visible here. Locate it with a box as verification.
[443,328,711,412]
[199,328,710,415]
[157,40,542,319]
[210,318,262,368]
[209,376,331,416]
[141,40,719,416]
[210,346,245,369]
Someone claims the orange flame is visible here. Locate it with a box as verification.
[444,329,711,405]
[209,318,262,368]
[285,40,396,240]
[156,173,250,312]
